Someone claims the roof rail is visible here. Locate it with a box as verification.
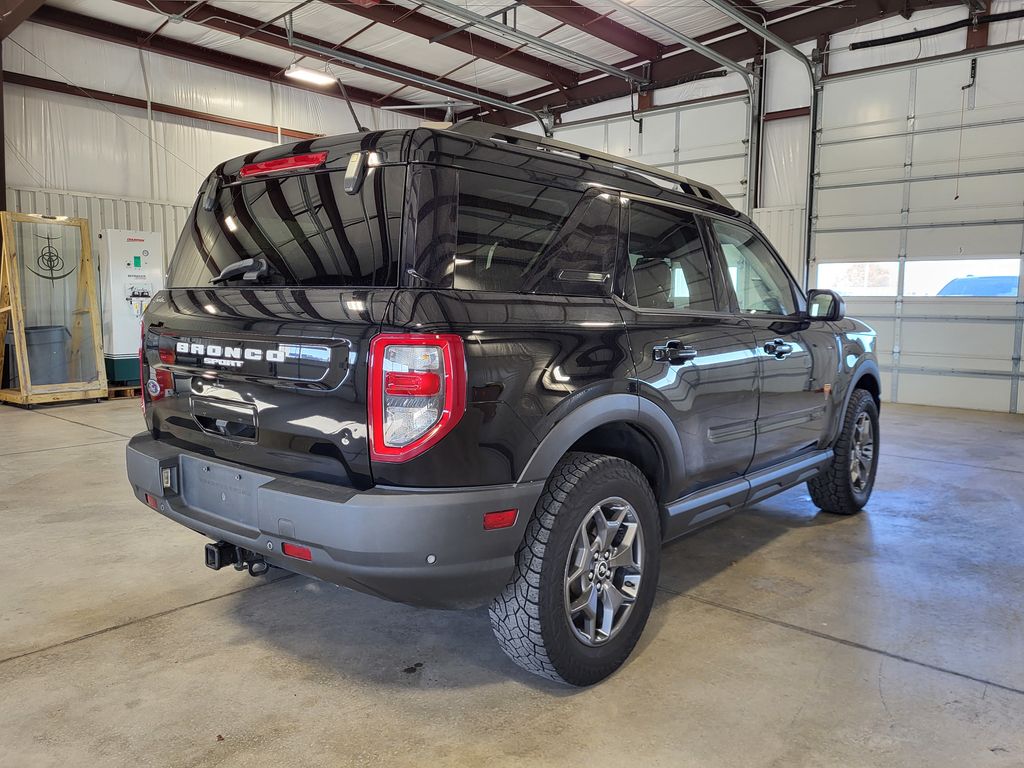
[449,122,731,208]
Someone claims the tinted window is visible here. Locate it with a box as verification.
[167,165,404,288]
[625,201,716,311]
[712,220,795,316]
[453,172,614,295]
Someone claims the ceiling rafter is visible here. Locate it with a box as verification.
[0,0,46,39]
[111,0,513,109]
[481,0,967,127]
[516,0,664,61]
[319,0,581,87]
[27,6,446,120]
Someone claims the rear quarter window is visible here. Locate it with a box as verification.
[452,171,618,296]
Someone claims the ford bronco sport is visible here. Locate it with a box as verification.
[127,123,880,686]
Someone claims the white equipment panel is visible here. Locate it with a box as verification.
[99,229,164,360]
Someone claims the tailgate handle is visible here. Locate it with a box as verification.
[191,397,257,441]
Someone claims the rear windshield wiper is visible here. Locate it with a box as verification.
[211,257,271,285]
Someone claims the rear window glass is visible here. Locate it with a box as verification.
[167,165,405,288]
[452,171,617,295]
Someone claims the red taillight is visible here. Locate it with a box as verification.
[145,493,159,510]
[141,326,174,410]
[139,324,146,413]
[483,509,518,530]
[385,371,440,397]
[281,542,312,561]
[368,333,466,463]
[239,152,328,178]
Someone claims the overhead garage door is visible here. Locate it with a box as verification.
[811,46,1024,413]
[553,95,751,213]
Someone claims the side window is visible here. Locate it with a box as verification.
[453,171,602,294]
[625,201,717,311]
[711,220,795,316]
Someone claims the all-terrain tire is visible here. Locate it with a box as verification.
[808,388,879,515]
[489,452,661,686]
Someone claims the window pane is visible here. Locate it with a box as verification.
[626,201,716,311]
[453,172,582,293]
[712,220,794,316]
[816,262,899,297]
[904,259,1020,297]
[168,166,404,288]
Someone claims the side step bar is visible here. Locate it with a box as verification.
[662,450,833,541]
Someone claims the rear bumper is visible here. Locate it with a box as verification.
[126,433,544,608]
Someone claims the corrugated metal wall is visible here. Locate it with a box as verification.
[6,186,190,271]
[752,206,806,284]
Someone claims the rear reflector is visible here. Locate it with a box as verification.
[145,493,159,510]
[281,542,312,561]
[239,151,328,178]
[483,509,518,531]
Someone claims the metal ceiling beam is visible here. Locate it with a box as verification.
[6,69,323,139]
[319,1,580,87]
[112,0,513,108]
[284,20,555,135]
[28,6,444,120]
[0,0,45,39]
[481,0,964,127]
[702,0,814,84]
[600,0,751,87]
[516,0,664,61]
[413,0,649,85]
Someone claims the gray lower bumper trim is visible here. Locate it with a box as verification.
[126,433,544,608]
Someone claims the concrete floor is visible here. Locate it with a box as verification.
[1,400,1022,768]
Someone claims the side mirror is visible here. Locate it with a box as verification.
[807,289,845,321]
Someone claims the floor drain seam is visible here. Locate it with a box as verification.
[31,409,136,439]
[883,451,1024,476]
[0,574,295,667]
[658,586,1024,698]
[0,437,128,458]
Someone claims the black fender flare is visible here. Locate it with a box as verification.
[829,358,881,445]
[516,393,685,497]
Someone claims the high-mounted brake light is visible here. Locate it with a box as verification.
[239,151,328,178]
[368,333,466,463]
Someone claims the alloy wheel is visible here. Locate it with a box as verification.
[563,496,645,646]
[849,411,876,492]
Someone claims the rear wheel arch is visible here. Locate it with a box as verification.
[569,422,666,505]
[518,394,684,507]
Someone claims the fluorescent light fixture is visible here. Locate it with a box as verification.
[224,215,238,232]
[285,64,336,87]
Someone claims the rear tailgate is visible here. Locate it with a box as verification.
[142,288,392,488]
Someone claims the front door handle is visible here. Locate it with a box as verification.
[764,338,794,359]
[653,340,698,365]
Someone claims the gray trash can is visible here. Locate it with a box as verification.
[3,326,71,387]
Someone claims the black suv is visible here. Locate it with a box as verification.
[127,123,880,686]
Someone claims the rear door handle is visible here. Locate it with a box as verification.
[653,340,698,365]
[763,338,794,359]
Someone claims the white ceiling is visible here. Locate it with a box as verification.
[41,0,812,112]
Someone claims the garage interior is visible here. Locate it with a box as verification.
[1,0,1023,765]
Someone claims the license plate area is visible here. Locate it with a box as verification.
[190,396,258,441]
[180,455,266,526]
